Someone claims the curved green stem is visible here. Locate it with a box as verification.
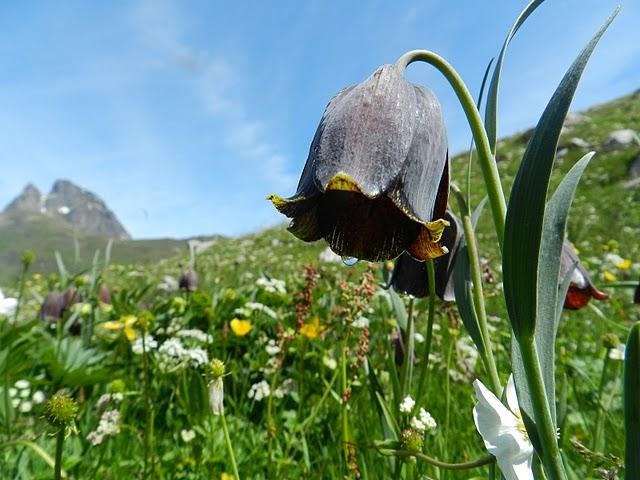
[519,338,567,480]
[383,449,494,470]
[415,261,436,405]
[395,50,507,249]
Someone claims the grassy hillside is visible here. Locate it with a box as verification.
[0,215,196,284]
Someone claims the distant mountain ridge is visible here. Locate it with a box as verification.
[2,179,130,240]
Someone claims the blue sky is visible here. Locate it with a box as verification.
[0,0,638,239]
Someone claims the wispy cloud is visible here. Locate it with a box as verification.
[132,0,296,192]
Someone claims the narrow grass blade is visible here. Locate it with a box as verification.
[625,322,640,478]
[503,10,618,340]
[388,289,407,331]
[485,0,545,153]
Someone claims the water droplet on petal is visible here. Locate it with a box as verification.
[341,256,358,266]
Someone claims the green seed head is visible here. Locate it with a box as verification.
[401,428,423,452]
[108,379,126,393]
[21,250,35,268]
[207,359,226,380]
[43,393,78,429]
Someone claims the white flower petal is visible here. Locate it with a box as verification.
[505,375,519,415]
[498,452,534,480]
[473,378,534,480]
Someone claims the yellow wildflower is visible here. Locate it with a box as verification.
[230,319,252,336]
[104,315,138,341]
[32,273,42,281]
[616,259,632,270]
[603,271,617,282]
[221,474,235,480]
[300,317,323,339]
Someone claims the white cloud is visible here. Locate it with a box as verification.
[132,0,296,192]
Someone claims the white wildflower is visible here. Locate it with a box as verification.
[265,339,281,356]
[185,347,209,367]
[131,334,158,355]
[0,289,18,317]
[609,344,625,361]
[19,388,30,398]
[399,395,415,414]
[245,302,277,319]
[352,316,370,329]
[8,388,17,398]
[32,391,46,404]
[256,277,286,295]
[87,409,121,446]
[248,380,271,402]
[414,333,425,344]
[19,401,32,413]
[323,355,337,370]
[410,408,437,433]
[15,379,30,390]
[181,429,196,442]
[177,328,213,343]
[473,375,533,480]
[158,275,179,292]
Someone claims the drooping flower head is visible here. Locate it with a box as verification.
[560,241,608,310]
[269,64,449,262]
[39,291,65,322]
[179,270,199,292]
[389,209,462,300]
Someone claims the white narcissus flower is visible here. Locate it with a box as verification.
[473,375,534,480]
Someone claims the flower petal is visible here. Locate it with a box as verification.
[497,452,534,480]
[505,375,519,415]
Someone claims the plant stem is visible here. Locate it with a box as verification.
[220,413,240,479]
[141,332,153,478]
[54,430,64,480]
[383,449,494,470]
[519,338,567,480]
[340,339,351,468]
[415,261,436,405]
[400,298,415,399]
[395,50,507,250]
[452,186,501,393]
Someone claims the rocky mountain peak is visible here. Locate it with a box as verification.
[3,183,42,214]
[2,179,130,240]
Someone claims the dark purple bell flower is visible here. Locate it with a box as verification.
[269,64,449,262]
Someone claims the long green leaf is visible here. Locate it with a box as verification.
[512,152,594,431]
[485,0,546,153]
[625,322,640,478]
[503,10,618,340]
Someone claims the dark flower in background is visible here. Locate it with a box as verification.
[99,285,111,304]
[269,64,449,262]
[39,291,65,321]
[179,270,199,292]
[561,241,608,310]
[390,210,462,301]
[63,288,82,311]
